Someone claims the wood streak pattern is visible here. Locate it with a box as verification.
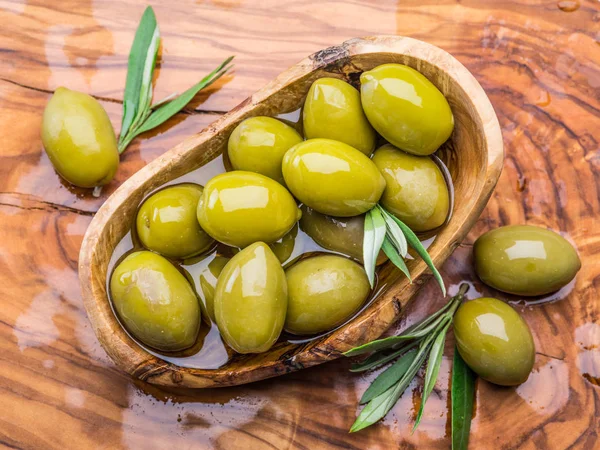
[0,0,599,449]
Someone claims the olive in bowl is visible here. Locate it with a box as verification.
[214,242,287,354]
[360,63,454,156]
[136,184,215,259]
[453,297,535,386]
[110,251,201,352]
[197,171,301,248]
[227,116,302,184]
[303,77,376,155]
[284,254,370,335]
[282,138,386,217]
[372,144,450,232]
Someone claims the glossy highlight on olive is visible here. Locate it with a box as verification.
[110,251,201,352]
[214,242,287,354]
[282,138,386,217]
[360,64,454,156]
[136,183,214,259]
[41,87,120,188]
[474,225,581,296]
[196,171,302,248]
[453,297,535,386]
[303,77,376,155]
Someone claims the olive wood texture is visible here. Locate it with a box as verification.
[79,36,504,388]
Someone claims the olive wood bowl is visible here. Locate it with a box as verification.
[79,36,503,388]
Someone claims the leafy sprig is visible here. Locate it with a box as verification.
[344,283,469,433]
[117,6,234,154]
[451,348,476,450]
[363,205,445,295]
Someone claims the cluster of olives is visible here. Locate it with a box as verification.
[110,63,455,355]
[107,61,581,390]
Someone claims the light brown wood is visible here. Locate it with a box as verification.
[79,36,504,388]
[1,0,599,448]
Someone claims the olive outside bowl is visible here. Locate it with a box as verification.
[79,36,504,388]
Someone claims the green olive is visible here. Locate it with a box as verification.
[474,225,581,296]
[372,144,449,232]
[41,87,119,188]
[285,255,370,335]
[360,64,454,156]
[214,242,287,353]
[228,116,303,184]
[282,139,385,217]
[454,297,535,386]
[136,184,214,259]
[198,255,230,322]
[110,251,200,352]
[197,171,301,248]
[303,78,376,155]
[299,205,386,264]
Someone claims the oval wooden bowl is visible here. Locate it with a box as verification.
[79,36,503,388]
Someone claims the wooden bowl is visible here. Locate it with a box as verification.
[79,36,503,388]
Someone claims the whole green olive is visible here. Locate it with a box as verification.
[110,251,200,352]
[303,78,376,155]
[372,144,450,232]
[282,139,385,217]
[196,171,301,248]
[198,255,230,322]
[41,87,119,188]
[214,242,287,353]
[454,297,535,386]
[136,184,214,259]
[360,64,454,156]
[285,255,370,335]
[228,116,303,184]
[299,205,386,264]
[474,225,581,296]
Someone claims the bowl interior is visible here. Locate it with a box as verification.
[81,37,501,388]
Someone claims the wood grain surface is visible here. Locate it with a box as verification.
[0,0,598,448]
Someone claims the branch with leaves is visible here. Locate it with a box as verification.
[344,283,475,449]
[118,6,234,154]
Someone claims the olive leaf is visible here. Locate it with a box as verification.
[345,284,469,434]
[360,350,418,404]
[377,205,446,296]
[413,318,452,431]
[452,348,476,450]
[363,207,386,288]
[350,337,432,433]
[379,207,408,257]
[119,6,160,149]
[382,237,411,281]
[117,6,235,154]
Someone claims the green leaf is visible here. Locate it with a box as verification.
[382,237,411,281]
[363,208,386,288]
[120,6,160,147]
[380,208,408,257]
[134,56,234,136]
[350,344,415,373]
[344,315,444,357]
[360,350,418,404]
[413,319,451,431]
[350,338,432,432]
[378,205,446,296]
[452,348,476,450]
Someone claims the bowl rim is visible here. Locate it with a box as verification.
[79,35,504,388]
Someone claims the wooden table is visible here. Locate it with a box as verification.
[1,0,598,448]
